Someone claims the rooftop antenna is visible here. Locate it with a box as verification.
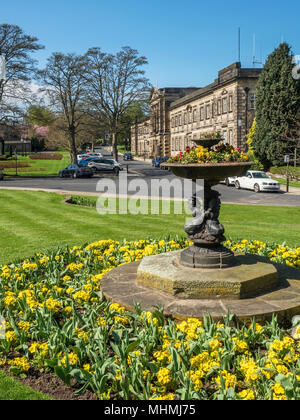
[252,34,262,68]
[238,27,241,63]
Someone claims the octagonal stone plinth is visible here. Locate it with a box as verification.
[137,251,278,300]
[100,256,300,324]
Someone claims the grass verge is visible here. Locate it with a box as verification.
[0,370,53,400]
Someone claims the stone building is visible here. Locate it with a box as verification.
[130,116,151,157]
[131,87,199,157]
[131,62,262,157]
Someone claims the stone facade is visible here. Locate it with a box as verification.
[131,87,199,158]
[131,63,262,157]
[130,116,151,156]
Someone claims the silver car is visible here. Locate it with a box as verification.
[88,158,122,175]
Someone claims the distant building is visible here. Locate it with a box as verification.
[0,123,50,155]
[131,62,262,157]
[3,140,31,154]
[0,122,31,154]
[131,87,199,157]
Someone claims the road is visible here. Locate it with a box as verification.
[0,152,299,207]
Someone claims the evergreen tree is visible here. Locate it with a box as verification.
[253,43,300,167]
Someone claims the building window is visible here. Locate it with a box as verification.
[222,98,227,114]
[175,116,178,127]
[200,106,204,121]
[229,129,233,146]
[179,114,182,126]
[229,95,233,112]
[184,113,187,125]
[223,130,228,144]
[217,99,221,115]
[249,94,256,110]
[193,109,197,123]
[172,139,175,151]
[206,104,210,119]
[180,137,185,150]
[188,111,192,123]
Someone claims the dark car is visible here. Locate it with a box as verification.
[59,164,93,179]
[0,169,4,181]
[123,152,133,161]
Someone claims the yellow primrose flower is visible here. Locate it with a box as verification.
[157,368,172,385]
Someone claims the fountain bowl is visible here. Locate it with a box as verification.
[193,138,222,148]
[163,161,253,186]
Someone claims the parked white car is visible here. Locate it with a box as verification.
[234,171,280,193]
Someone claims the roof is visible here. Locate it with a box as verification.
[170,62,262,110]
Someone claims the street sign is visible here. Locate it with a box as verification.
[284,155,290,164]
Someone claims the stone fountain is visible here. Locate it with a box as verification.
[101,137,300,324]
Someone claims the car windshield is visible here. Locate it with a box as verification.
[252,172,270,179]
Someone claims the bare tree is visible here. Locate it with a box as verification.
[280,113,300,168]
[39,53,89,163]
[86,46,151,160]
[0,24,44,121]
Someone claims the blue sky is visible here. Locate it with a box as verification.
[1,0,300,88]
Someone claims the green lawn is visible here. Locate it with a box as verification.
[1,153,70,178]
[0,189,299,399]
[0,189,299,265]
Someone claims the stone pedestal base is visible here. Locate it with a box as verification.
[100,254,300,324]
[180,244,235,269]
[137,251,278,299]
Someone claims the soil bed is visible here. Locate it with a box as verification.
[2,367,98,400]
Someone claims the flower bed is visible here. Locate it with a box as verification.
[168,144,249,164]
[29,153,63,160]
[0,162,30,169]
[0,238,300,400]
